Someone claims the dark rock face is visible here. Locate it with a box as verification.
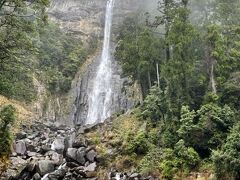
[65,0,144,125]
[40,0,144,126]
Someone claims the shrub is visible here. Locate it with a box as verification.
[126,130,152,155]
[0,105,16,156]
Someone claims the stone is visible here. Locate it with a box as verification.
[28,134,37,140]
[27,159,38,172]
[51,137,65,154]
[2,157,27,179]
[66,162,79,168]
[76,147,86,165]
[48,169,66,180]
[16,132,27,139]
[41,145,52,154]
[66,148,77,161]
[51,152,63,166]
[15,140,27,155]
[36,160,55,176]
[64,132,76,150]
[27,151,38,157]
[26,144,37,152]
[45,151,63,166]
[33,173,41,180]
[72,135,87,148]
[129,173,140,179]
[84,162,97,172]
[86,149,97,162]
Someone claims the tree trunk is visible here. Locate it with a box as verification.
[148,70,152,89]
[210,61,217,93]
[205,47,217,93]
[156,62,160,88]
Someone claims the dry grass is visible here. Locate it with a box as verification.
[0,95,33,133]
[0,156,10,176]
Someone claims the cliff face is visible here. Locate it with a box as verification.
[48,0,145,39]
[35,0,145,126]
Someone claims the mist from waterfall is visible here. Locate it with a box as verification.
[85,0,115,125]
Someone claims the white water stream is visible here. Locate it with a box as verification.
[85,0,115,125]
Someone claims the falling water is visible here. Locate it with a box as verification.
[85,0,115,125]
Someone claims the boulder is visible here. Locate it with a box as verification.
[76,147,86,165]
[16,132,27,139]
[64,132,76,150]
[86,149,97,162]
[33,173,41,180]
[41,145,52,154]
[129,173,140,179]
[48,168,66,180]
[27,158,38,172]
[84,162,97,172]
[26,144,37,152]
[3,157,28,179]
[36,160,55,176]
[72,135,87,148]
[66,148,77,161]
[51,137,65,154]
[15,140,27,155]
[51,152,63,166]
[46,151,63,166]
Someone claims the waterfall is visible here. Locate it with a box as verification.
[85,0,115,125]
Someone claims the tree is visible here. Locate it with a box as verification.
[0,0,49,101]
[178,102,235,157]
[161,0,198,116]
[0,105,16,156]
[115,17,164,96]
[141,85,167,122]
[212,122,240,180]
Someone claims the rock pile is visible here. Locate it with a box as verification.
[1,122,99,180]
[1,121,157,180]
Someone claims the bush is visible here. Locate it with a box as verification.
[160,140,200,179]
[178,104,235,157]
[141,85,167,122]
[0,105,16,156]
[138,148,162,176]
[126,130,152,155]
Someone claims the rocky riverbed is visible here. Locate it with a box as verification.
[1,121,156,180]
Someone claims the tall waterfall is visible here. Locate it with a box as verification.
[85,0,115,125]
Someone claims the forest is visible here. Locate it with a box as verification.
[114,0,240,179]
[0,0,240,179]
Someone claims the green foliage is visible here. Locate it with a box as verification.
[221,72,240,110]
[115,17,165,95]
[212,122,240,179]
[0,105,16,156]
[36,23,90,94]
[141,85,167,122]
[160,140,200,179]
[138,148,162,175]
[178,104,235,157]
[0,0,49,101]
[126,130,153,155]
